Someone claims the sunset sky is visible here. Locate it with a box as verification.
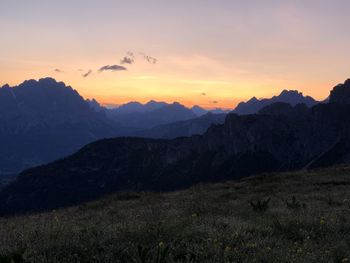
[1,0,350,109]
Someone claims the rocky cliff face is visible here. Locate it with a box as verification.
[329,79,350,105]
[1,80,350,215]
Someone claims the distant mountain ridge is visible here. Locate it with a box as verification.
[112,100,168,114]
[233,89,318,115]
[0,77,321,176]
[104,101,228,130]
[106,102,198,130]
[1,79,349,214]
[90,90,317,127]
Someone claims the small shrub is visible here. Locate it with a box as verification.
[285,196,306,209]
[250,198,270,213]
[134,244,151,263]
[130,243,171,263]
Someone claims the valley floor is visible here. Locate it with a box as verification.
[1,167,350,262]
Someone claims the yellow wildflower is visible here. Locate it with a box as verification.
[158,241,165,248]
[320,218,326,225]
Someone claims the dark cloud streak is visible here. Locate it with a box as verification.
[98,65,127,72]
[82,70,92,78]
[120,57,134,65]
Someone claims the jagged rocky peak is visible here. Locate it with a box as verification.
[278,90,304,101]
[279,89,302,95]
[248,96,259,102]
[0,84,10,90]
[87,98,105,112]
[234,89,317,115]
[329,79,350,105]
[19,77,67,89]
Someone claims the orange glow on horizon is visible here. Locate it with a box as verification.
[2,1,350,110]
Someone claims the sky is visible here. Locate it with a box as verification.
[1,0,350,109]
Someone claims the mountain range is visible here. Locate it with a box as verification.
[106,102,198,130]
[1,79,349,215]
[233,89,318,115]
[0,77,321,178]
[0,79,225,175]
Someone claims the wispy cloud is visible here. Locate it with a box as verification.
[54,68,63,73]
[212,100,219,104]
[98,65,127,72]
[140,53,158,64]
[82,70,92,78]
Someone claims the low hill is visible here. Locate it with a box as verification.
[1,167,350,262]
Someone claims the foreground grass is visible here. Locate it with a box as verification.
[1,167,350,262]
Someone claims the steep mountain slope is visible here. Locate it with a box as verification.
[1,80,349,214]
[0,78,121,174]
[134,113,226,139]
[234,90,318,115]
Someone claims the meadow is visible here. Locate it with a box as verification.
[1,167,350,262]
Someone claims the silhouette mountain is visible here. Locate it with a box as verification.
[0,78,121,175]
[1,79,349,215]
[233,90,318,115]
[0,78,228,175]
[112,100,168,114]
[191,105,208,116]
[107,102,197,130]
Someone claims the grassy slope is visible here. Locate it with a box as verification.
[1,167,350,262]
